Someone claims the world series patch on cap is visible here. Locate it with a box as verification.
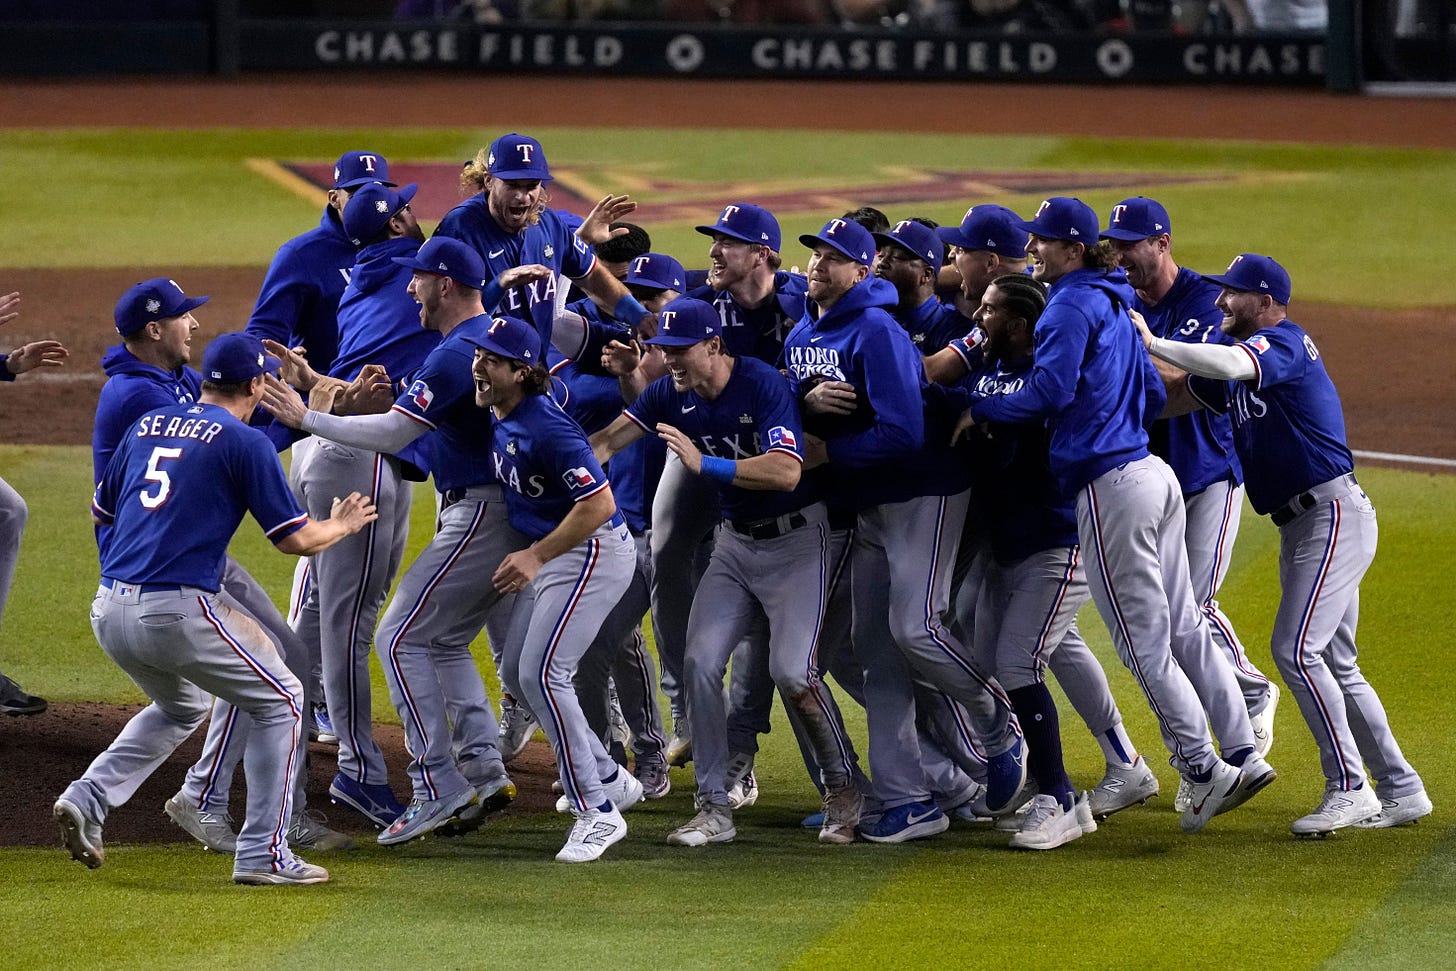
[487,133,552,182]
[114,278,210,337]
[342,182,419,246]
[332,150,396,190]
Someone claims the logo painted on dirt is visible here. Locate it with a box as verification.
[277,159,1227,226]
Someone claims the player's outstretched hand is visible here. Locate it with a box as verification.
[493,547,544,595]
[601,338,642,377]
[804,379,857,416]
[337,364,394,415]
[263,340,320,391]
[1128,308,1155,349]
[330,492,378,534]
[261,373,310,428]
[656,423,703,473]
[497,264,553,290]
[951,408,979,445]
[575,195,637,245]
[6,339,68,375]
[0,292,20,327]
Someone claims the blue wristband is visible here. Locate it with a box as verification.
[613,292,649,325]
[700,455,736,485]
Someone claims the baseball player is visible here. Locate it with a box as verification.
[872,218,970,355]
[93,278,353,855]
[957,274,1099,849]
[592,296,863,846]
[465,313,639,863]
[262,237,528,845]
[289,181,436,828]
[0,290,66,716]
[1102,197,1280,815]
[434,132,654,359]
[1134,254,1431,834]
[784,216,1025,841]
[55,332,376,885]
[246,149,395,744]
[962,197,1273,834]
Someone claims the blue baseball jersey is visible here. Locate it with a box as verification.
[390,315,498,494]
[93,346,202,486]
[245,206,355,376]
[687,271,807,366]
[1137,267,1243,495]
[1186,320,1354,516]
[490,392,622,541]
[893,296,972,356]
[970,268,1163,498]
[563,294,632,378]
[548,350,662,534]
[433,198,597,358]
[782,277,967,511]
[967,355,1079,564]
[92,403,309,592]
[626,355,814,523]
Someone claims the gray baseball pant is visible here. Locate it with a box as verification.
[0,476,25,639]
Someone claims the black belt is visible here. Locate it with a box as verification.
[729,511,808,541]
[1270,473,1359,527]
[100,578,184,595]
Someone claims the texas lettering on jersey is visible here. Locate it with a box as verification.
[493,446,546,498]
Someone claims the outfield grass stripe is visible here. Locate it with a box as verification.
[1352,449,1456,469]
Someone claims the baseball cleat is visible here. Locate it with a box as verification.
[1292,784,1381,837]
[1010,794,1090,851]
[727,771,759,810]
[1353,789,1434,829]
[665,723,693,768]
[819,785,863,845]
[995,800,1034,833]
[54,797,105,870]
[378,788,478,846]
[1089,756,1160,819]
[859,800,949,843]
[328,773,407,829]
[287,810,357,851]
[1249,682,1279,759]
[984,736,1029,815]
[802,811,826,829]
[164,792,238,853]
[439,776,517,837]
[603,767,645,813]
[498,696,540,764]
[233,856,330,886]
[557,805,628,863]
[1173,777,1193,814]
[1179,760,1242,834]
[668,805,736,847]
[633,755,672,801]
[1223,754,1277,814]
[0,674,47,716]
[1075,790,1098,835]
[308,702,338,746]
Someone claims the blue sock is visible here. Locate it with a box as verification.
[1007,683,1074,808]
[598,800,613,813]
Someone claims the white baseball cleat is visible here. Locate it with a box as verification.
[1250,683,1280,759]
[1353,789,1434,829]
[819,785,862,845]
[668,805,736,847]
[1089,756,1160,819]
[164,792,238,853]
[1179,760,1242,834]
[1010,793,1094,850]
[603,767,645,813]
[1292,785,1382,837]
[1173,777,1193,814]
[498,697,540,764]
[54,797,105,870]
[556,805,628,863]
[1223,754,1277,814]
[233,856,330,886]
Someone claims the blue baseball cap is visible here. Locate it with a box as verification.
[1100,197,1172,242]
[114,278,209,337]
[695,203,782,251]
[642,297,722,347]
[487,133,552,182]
[392,236,487,290]
[201,332,281,383]
[799,217,876,267]
[623,252,687,293]
[872,220,944,275]
[343,182,419,246]
[461,314,538,363]
[936,204,1028,259]
[332,150,395,190]
[1205,254,1292,305]
[1013,197,1100,244]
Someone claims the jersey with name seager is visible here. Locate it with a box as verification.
[434,200,597,358]
[92,403,309,592]
[391,314,498,494]
[1186,320,1353,516]
[626,355,812,523]
[489,392,622,541]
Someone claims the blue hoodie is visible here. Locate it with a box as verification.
[971,267,1164,498]
[783,276,966,511]
[93,345,201,487]
[245,206,355,376]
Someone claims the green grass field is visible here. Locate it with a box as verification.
[2,123,1454,969]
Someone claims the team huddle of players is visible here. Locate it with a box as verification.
[53,135,1430,885]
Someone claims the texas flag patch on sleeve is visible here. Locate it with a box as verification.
[767,426,798,450]
[563,466,597,488]
[1246,336,1271,355]
[405,379,434,411]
